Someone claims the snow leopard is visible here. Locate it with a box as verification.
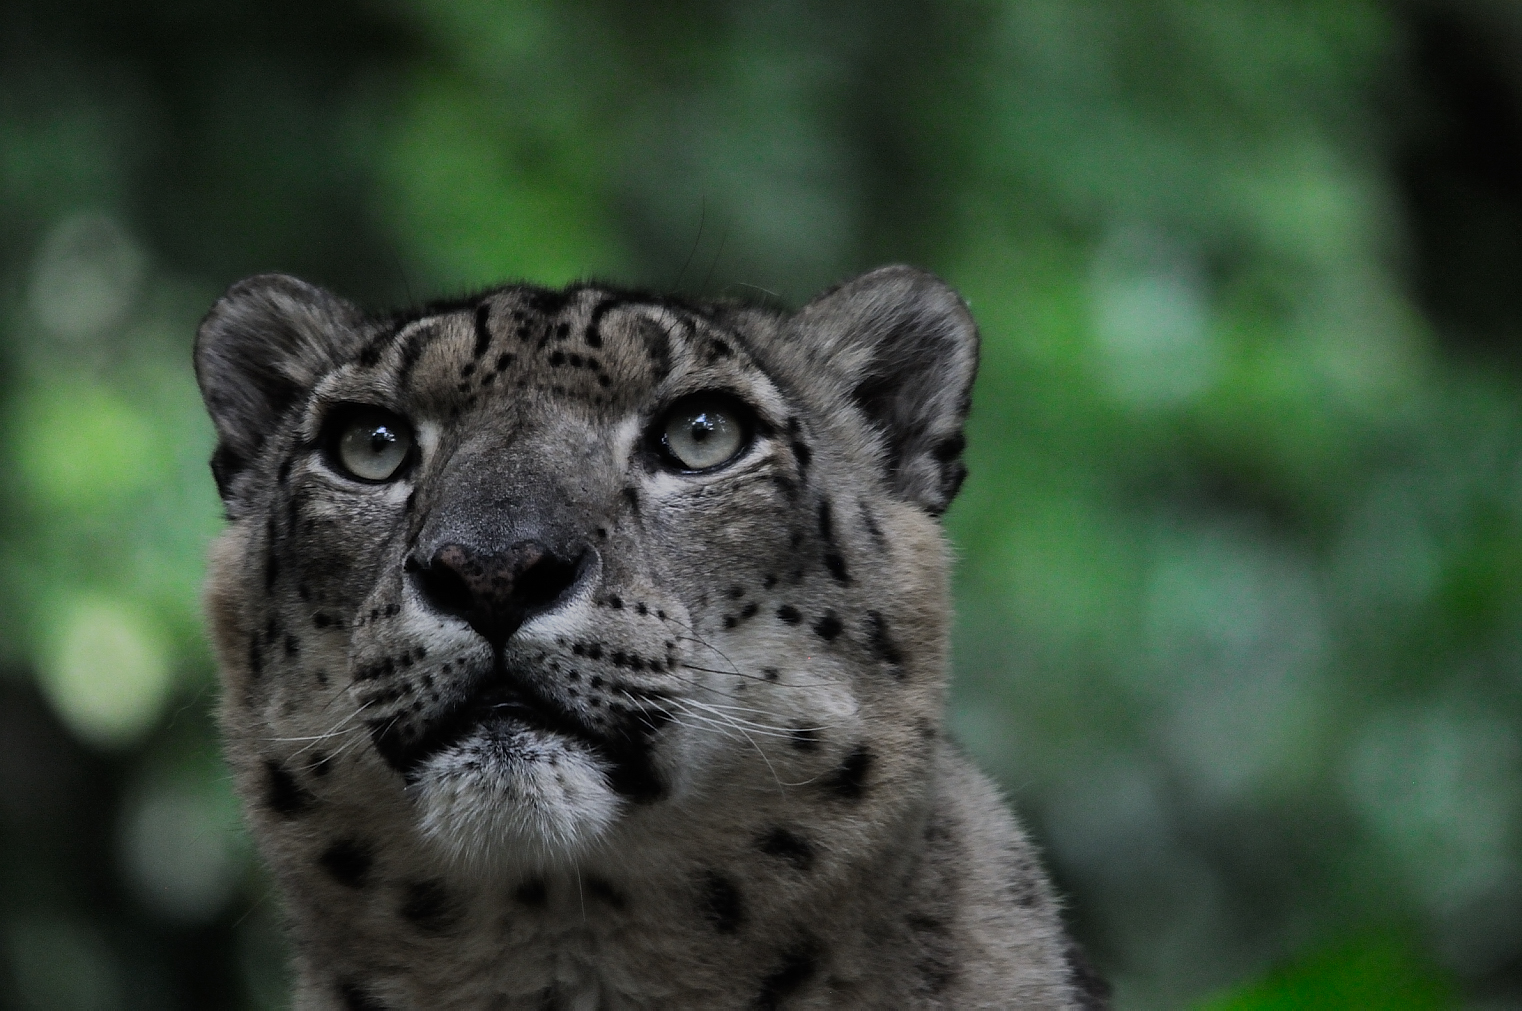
[194,265,1109,1009]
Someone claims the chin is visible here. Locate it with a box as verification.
[409,721,623,872]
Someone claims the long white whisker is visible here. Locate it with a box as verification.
[668,696,824,738]
[282,700,377,759]
[639,694,786,794]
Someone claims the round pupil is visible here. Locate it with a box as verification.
[688,414,716,443]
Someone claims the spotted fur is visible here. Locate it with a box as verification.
[196,267,1107,1009]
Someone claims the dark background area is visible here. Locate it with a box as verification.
[2,2,1520,1007]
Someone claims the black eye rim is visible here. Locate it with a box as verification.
[320,403,419,485]
[648,391,756,474]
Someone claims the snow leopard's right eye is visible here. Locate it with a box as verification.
[324,406,416,484]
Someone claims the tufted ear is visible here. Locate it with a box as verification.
[791,265,979,516]
[194,273,363,510]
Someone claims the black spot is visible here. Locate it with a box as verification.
[340,981,388,1011]
[622,486,639,510]
[723,615,737,629]
[319,838,373,888]
[933,432,966,462]
[825,746,872,800]
[754,939,819,1010]
[472,303,492,358]
[401,879,460,933]
[823,552,849,584]
[740,602,759,620]
[276,456,293,485]
[758,827,814,870]
[728,585,745,599]
[585,297,619,347]
[812,612,843,641]
[776,605,802,625]
[311,751,332,776]
[396,323,435,388]
[636,602,648,615]
[554,321,570,340]
[762,667,779,681]
[284,634,300,657]
[790,725,821,752]
[910,917,957,995]
[817,499,835,543]
[353,657,394,682]
[496,352,514,371]
[265,759,313,816]
[860,500,886,547]
[792,439,812,472]
[700,872,744,933]
[923,816,952,844]
[866,611,904,672]
[709,338,733,358]
[586,877,626,910]
[763,573,778,590]
[637,317,673,379]
[550,350,566,366]
[515,879,547,907]
[313,613,334,629]
[608,595,623,609]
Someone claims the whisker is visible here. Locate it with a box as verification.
[285,700,377,759]
[667,696,822,738]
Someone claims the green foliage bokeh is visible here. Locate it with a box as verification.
[1,2,1519,1007]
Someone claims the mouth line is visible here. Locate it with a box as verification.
[376,655,609,780]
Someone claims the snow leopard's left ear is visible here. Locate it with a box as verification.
[195,273,363,511]
[791,265,979,516]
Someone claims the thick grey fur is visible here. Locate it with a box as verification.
[195,266,1109,1009]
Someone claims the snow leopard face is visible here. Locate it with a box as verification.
[196,267,976,875]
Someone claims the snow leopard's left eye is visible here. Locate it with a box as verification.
[655,394,751,472]
[325,406,416,483]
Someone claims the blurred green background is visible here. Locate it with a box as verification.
[2,1,1520,1007]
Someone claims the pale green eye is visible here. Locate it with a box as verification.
[333,409,413,482]
[662,400,746,471]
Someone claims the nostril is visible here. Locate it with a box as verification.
[514,550,582,610]
[409,552,476,621]
[409,541,587,645]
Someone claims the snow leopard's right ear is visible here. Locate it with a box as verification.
[195,273,363,510]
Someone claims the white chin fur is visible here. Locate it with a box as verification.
[410,726,621,871]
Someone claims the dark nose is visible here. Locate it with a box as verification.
[409,540,584,646]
